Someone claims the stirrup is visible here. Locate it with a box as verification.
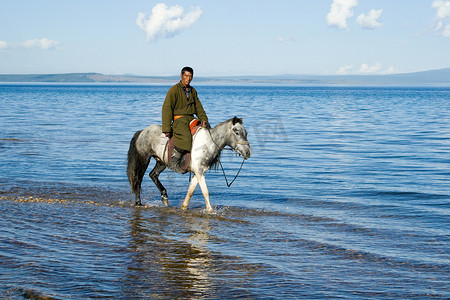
[169,149,187,174]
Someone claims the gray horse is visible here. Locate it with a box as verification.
[127,117,251,212]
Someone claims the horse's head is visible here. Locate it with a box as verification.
[229,117,252,159]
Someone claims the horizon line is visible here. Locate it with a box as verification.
[1,67,450,78]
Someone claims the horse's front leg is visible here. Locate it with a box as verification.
[181,174,199,210]
[198,174,214,213]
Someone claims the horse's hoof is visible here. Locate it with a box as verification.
[181,205,188,211]
[206,208,215,214]
[161,196,168,206]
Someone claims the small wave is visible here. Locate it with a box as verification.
[1,287,58,300]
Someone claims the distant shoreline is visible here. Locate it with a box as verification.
[1,68,450,85]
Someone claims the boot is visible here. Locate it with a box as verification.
[169,148,186,174]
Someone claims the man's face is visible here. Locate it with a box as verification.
[181,71,193,87]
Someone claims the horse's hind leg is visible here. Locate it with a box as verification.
[149,160,168,206]
[135,189,142,206]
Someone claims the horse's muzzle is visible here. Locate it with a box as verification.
[238,144,252,160]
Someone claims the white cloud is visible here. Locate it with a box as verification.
[384,66,397,74]
[359,62,383,73]
[432,0,450,37]
[432,0,450,18]
[0,41,9,50]
[443,24,450,37]
[277,36,296,43]
[136,3,202,42]
[337,65,354,74]
[0,38,60,50]
[336,63,397,75]
[22,38,60,50]
[326,0,358,29]
[356,9,383,29]
[359,62,397,74]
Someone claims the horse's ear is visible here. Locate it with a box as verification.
[232,116,243,125]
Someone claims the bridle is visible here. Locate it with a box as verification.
[205,125,249,187]
[230,129,250,147]
[207,125,249,151]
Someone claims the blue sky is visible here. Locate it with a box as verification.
[1,0,450,76]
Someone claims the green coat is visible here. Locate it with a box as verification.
[162,81,208,151]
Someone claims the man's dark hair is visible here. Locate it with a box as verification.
[181,66,194,75]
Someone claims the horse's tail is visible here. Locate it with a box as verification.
[127,130,150,196]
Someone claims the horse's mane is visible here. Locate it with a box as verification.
[210,151,221,171]
[226,116,243,126]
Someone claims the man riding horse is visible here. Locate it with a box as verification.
[162,66,210,173]
[127,69,251,209]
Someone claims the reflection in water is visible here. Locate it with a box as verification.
[184,216,213,296]
[126,208,217,298]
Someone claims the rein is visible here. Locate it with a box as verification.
[206,127,247,187]
[219,158,246,187]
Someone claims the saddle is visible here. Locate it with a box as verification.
[167,119,201,171]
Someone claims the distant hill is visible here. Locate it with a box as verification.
[0,73,179,83]
[212,68,450,85]
[1,68,449,85]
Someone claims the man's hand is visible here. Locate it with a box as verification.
[164,132,171,138]
[201,121,210,128]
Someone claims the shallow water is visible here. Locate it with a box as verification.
[1,84,449,299]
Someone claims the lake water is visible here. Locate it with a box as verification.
[0,84,449,299]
